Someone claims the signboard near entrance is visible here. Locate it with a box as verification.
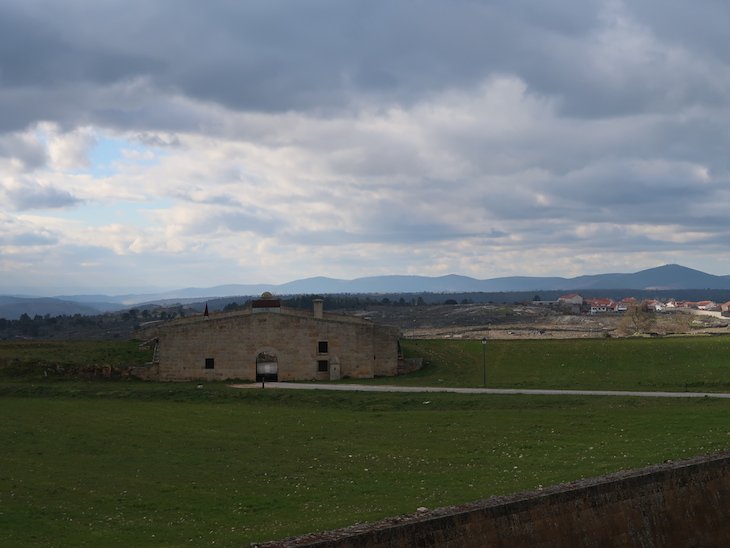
[256,352,278,382]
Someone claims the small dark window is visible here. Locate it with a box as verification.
[318,341,328,354]
[317,360,329,372]
[205,358,215,369]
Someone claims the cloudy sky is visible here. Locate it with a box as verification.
[1,0,729,295]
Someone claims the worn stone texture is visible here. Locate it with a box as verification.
[259,451,730,547]
[139,306,401,381]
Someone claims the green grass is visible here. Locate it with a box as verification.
[0,340,151,380]
[388,336,730,391]
[0,340,149,365]
[1,337,730,545]
[1,383,729,546]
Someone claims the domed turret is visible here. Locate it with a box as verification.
[252,292,281,312]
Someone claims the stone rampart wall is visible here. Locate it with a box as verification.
[261,451,730,547]
[397,357,423,376]
[142,311,399,381]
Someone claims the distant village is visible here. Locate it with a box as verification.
[555,294,730,316]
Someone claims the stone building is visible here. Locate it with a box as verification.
[137,295,402,382]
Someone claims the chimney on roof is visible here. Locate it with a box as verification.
[313,298,324,319]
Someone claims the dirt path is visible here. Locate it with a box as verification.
[231,382,730,399]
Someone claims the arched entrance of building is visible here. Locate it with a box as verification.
[256,352,278,382]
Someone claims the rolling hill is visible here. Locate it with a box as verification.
[1,264,729,319]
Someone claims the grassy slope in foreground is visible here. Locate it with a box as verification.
[387,337,730,392]
[1,385,729,546]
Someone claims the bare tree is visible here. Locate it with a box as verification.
[618,301,655,335]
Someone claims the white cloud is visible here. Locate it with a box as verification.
[44,124,97,170]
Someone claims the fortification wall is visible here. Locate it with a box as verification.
[260,451,730,547]
[143,311,399,381]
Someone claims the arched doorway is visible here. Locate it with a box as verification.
[256,352,278,382]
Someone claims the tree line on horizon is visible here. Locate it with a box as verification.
[2,287,729,340]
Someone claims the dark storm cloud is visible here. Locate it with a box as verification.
[216,210,280,235]
[630,0,730,62]
[168,205,280,237]
[0,5,159,88]
[3,180,81,210]
[553,162,713,206]
[6,232,58,246]
[0,134,47,169]
[283,223,480,247]
[3,0,710,132]
[135,133,180,148]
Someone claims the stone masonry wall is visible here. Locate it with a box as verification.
[143,310,399,381]
[260,451,730,547]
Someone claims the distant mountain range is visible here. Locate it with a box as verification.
[0,296,108,320]
[1,264,729,320]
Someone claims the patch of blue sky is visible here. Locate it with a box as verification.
[87,136,161,178]
[42,199,174,227]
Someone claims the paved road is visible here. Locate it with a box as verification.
[231,382,730,399]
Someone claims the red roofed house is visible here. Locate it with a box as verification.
[587,297,614,314]
[615,297,637,312]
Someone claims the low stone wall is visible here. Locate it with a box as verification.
[129,363,158,381]
[396,357,423,376]
[258,451,730,547]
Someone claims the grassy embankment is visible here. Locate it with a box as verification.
[0,340,151,378]
[1,338,729,545]
[392,336,730,392]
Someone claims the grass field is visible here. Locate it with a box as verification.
[1,337,730,545]
[394,336,730,391]
[0,340,151,380]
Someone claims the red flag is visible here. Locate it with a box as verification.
[203,303,209,317]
